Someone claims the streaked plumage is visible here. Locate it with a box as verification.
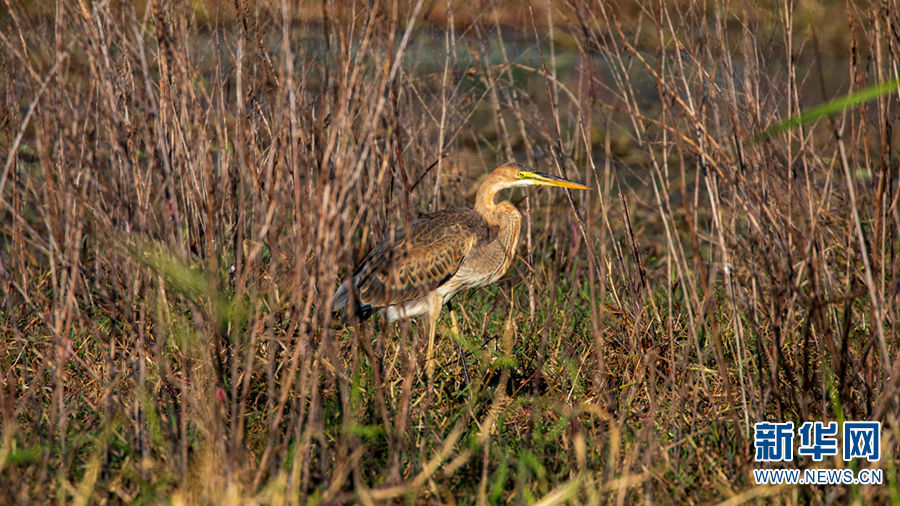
[333,162,588,376]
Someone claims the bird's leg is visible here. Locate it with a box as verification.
[425,292,442,380]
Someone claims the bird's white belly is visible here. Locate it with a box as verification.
[384,298,431,322]
[382,275,467,323]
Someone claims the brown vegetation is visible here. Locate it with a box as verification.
[1,0,898,503]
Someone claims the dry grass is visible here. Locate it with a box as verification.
[1,0,898,504]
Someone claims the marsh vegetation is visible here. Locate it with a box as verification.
[1,0,898,503]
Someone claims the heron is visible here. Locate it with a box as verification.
[333,162,588,377]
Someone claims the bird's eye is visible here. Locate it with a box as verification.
[516,171,526,179]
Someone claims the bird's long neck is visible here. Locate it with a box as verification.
[475,178,521,258]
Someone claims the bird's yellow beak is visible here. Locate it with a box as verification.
[520,170,589,190]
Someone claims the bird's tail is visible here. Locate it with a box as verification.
[332,280,350,311]
[331,279,374,321]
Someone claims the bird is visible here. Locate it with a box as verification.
[332,161,588,377]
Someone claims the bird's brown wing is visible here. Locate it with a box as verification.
[350,208,493,309]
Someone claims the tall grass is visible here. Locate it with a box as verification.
[1,0,897,503]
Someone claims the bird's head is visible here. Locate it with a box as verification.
[492,162,589,190]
